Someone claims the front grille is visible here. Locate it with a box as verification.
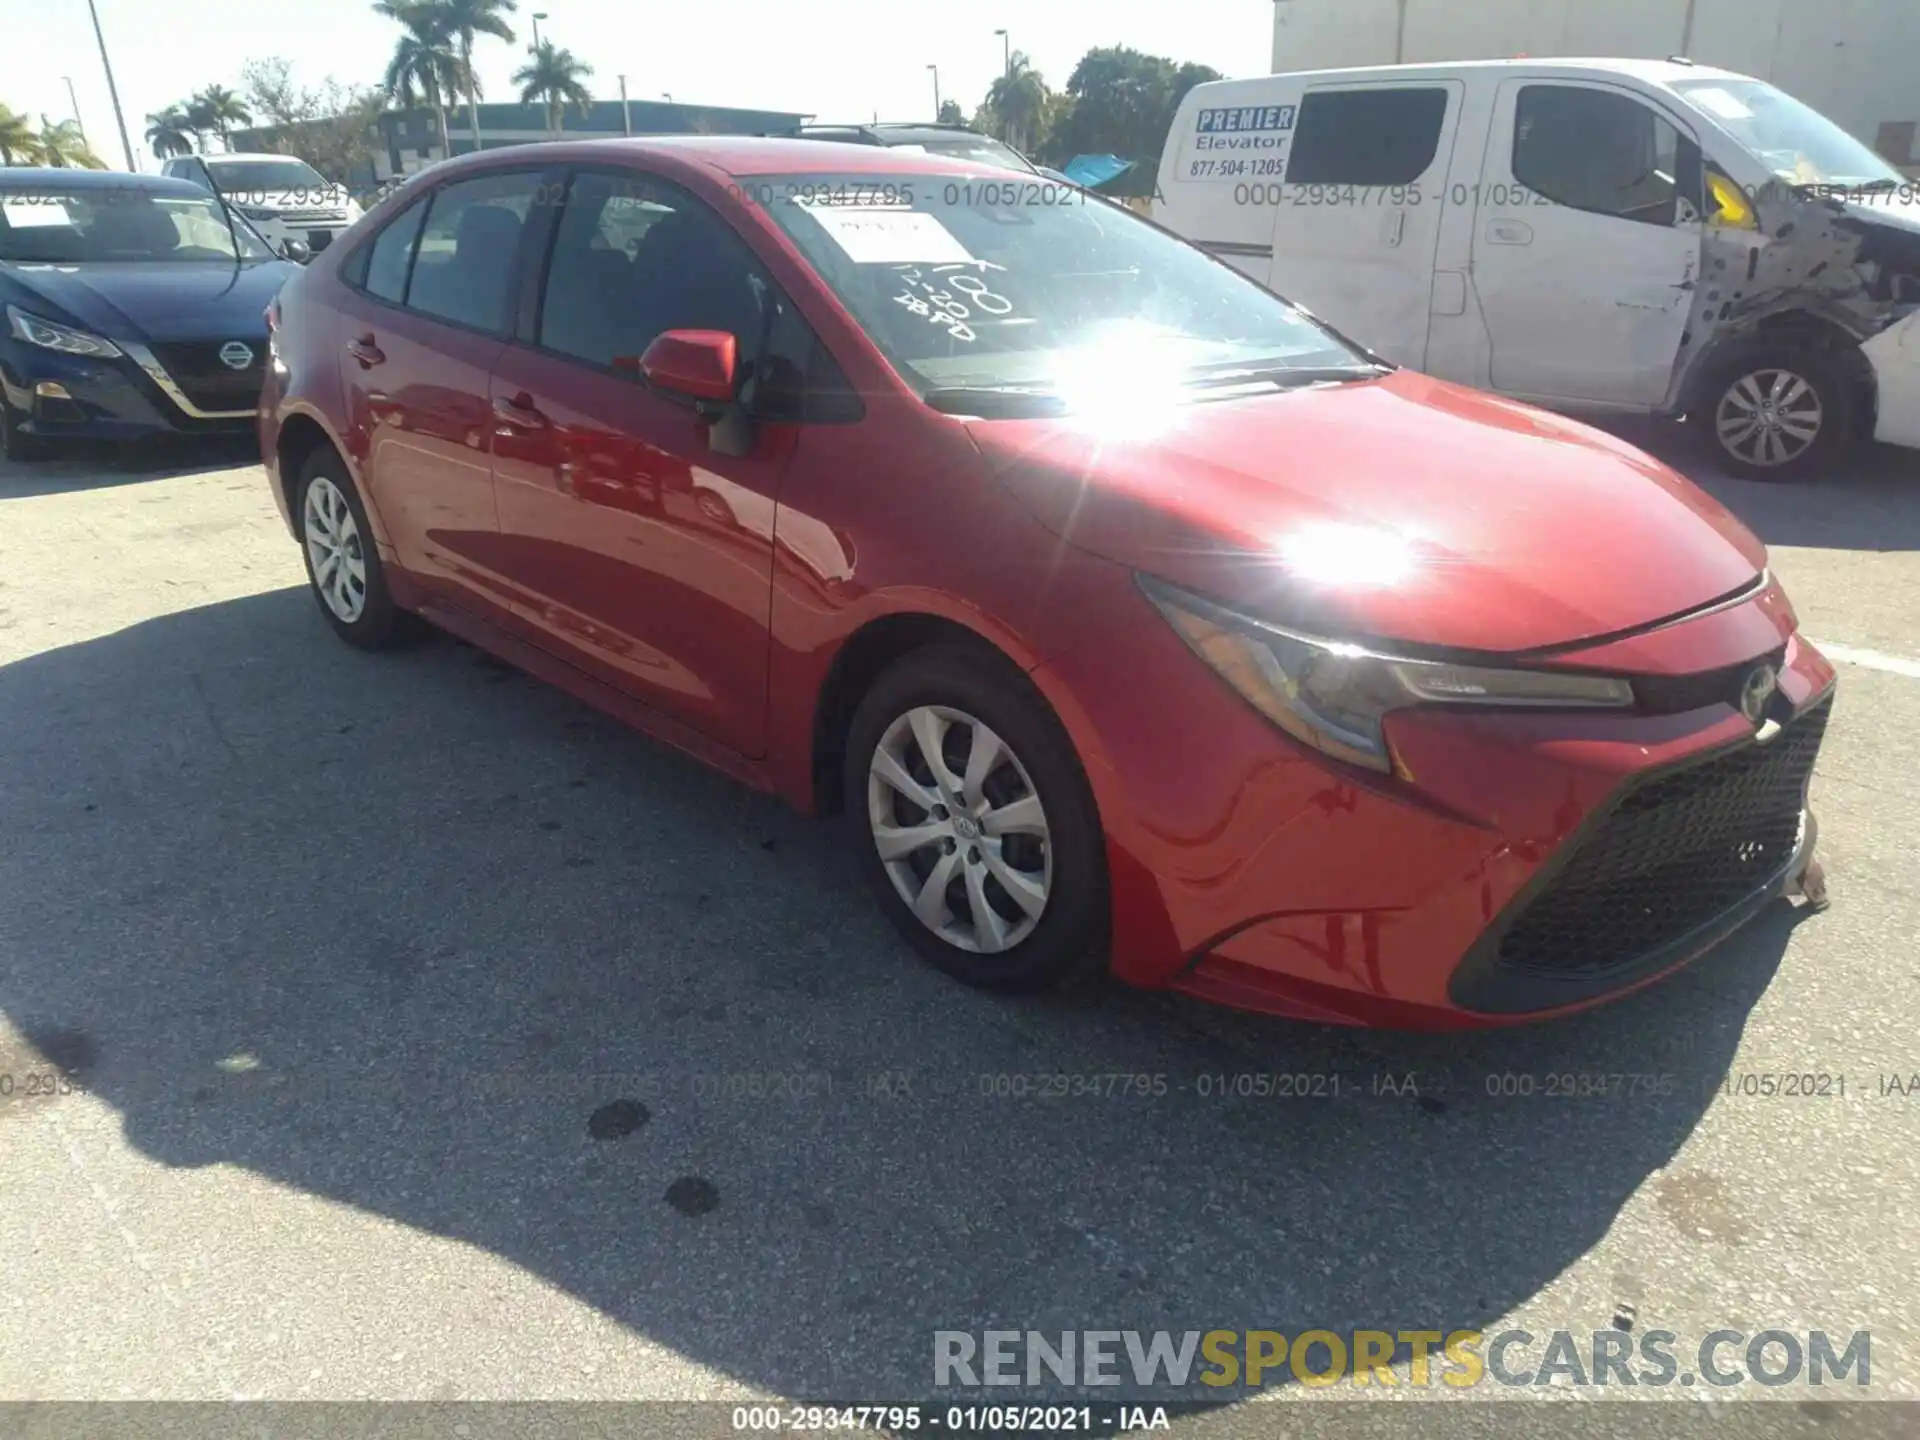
[148,340,265,413]
[1495,697,1829,977]
[278,209,347,224]
[1633,646,1787,715]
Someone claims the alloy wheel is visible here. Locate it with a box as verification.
[1715,368,1824,469]
[304,475,369,623]
[866,704,1052,954]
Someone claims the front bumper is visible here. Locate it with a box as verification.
[1038,580,1835,1029]
[1,340,259,443]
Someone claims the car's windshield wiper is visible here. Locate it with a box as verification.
[1188,363,1390,390]
[923,386,1069,418]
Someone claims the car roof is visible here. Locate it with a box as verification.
[1236,56,1751,88]
[0,167,212,197]
[202,153,318,164]
[419,135,1022,180]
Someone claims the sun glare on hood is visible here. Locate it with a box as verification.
[1047,323,1193,443]
[1279,523,1418,588]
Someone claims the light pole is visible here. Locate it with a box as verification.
[83,0,135,171]
[661,92,673,103]
[618,74,631,135]
[530,12,547,50]
[927,64,940,121]
[62,77,86,144]
[994,28,1010,79]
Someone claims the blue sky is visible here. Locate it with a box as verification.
[6,0,1271,169]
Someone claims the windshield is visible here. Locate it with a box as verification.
[205,159,334,196]
[1672,80,1903,188]
[0,188,277,263]
[750,171,1369,403]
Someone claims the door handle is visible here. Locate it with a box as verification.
[1381,210,1406,247]
[346,334,385,367]
[1486,219,1533,246]
[492,393,548,430]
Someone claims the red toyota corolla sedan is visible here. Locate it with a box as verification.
[259,138,1834,1028]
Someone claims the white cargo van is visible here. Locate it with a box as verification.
[1156,59,1920,480]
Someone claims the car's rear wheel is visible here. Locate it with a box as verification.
[1698,342,1853,481]
[0,395,50,463]
[845,643,1108,993]
[296,448,411,648]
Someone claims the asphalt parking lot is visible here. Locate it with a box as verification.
[1,421,1917,1431]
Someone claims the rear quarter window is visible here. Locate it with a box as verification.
[1285,87,1451,186]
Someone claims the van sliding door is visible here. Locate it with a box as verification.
[1265,81,1464,369]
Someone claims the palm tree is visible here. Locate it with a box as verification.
[377,0,516,152]
[191,85,253,151]
[986,51,1048,153]
[0,105,43,164]
[381,2,464,157]
[512,40,592,136]
[36,117,104,168]
[145,105,195,159]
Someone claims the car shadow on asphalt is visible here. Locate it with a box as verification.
[0,436,261,498]
[1595,418,1920,554]
[0,585,1815,1404]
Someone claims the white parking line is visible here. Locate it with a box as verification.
[1810,641,1920,679]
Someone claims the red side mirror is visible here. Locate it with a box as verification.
[638,330,738,402]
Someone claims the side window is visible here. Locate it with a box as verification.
[537,170,769,372]
[357,198,427,301]
[405,171,540,333]
[1286,88,1449,186]
[1514,86,1691,226]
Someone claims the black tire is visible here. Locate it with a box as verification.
[844,641,1109,994]
[1,395,51,463]
[295,446,415,649]
[1694,340,1855,482]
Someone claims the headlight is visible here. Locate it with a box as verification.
[1139,574,1634,773]
[6,305,122,358]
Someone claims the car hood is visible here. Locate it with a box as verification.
[3,260,295,342]
[228,187,354,211]
[967,369,1767,655]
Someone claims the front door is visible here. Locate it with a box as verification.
[1471,79,1704,408]
[1266,80,1464,368]
[486,168,797,759]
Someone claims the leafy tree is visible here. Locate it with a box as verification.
[984,51,1049,154]
[37,117,104,168]
[381,2,465,156]
[936,99,964,126]
[239,58,386,183]
[192,85,254,150]
[145,105,196,159]
[376,0,516,152]
[513,40,592,135]
[1042,47,1221,173]
[0,105,44,164]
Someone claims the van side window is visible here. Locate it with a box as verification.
[1286,88,1450,186]
[1514,86,1690,226]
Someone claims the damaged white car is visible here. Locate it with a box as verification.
[1156,59,1920,480]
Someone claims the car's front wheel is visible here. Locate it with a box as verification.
[296,448,412,648]
[1699,342,1854,481]
[845,643,1109,993]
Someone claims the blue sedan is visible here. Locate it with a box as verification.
[1,169,300,461]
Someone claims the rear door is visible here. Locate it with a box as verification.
[1267,80,1464,367]
[333,168,543,619]
[1470,79,1704,406]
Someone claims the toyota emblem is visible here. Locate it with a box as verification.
[1740,664,1779,725]
[218,340,255,371]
